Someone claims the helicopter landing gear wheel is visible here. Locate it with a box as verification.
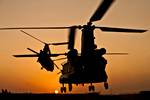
[104,82,109,90]
[60,84,66,93]
[68,84,72,92]
[60,87,66,93]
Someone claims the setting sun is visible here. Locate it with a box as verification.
[54,90,59,94]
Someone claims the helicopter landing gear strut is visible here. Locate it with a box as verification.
[60,83,73,93]
[68,84,72,92]
[60,84,66,93]
[88,83,95,92]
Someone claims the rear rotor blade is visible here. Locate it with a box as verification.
[20,30,46,44]
[27,48,39,54]
[53,57,67,61]
[21,30,68,46]
[106,53,128,55]
[97,26,147,33]
[50,53,67,57]
[13,53,66,58]
[13,54,38,57]
[0,26,71,30]
[90,0,114,22]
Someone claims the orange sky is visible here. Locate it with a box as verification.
[0,0,150,94]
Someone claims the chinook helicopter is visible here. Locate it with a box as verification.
[0,0,147,93]
[13,30,67,72]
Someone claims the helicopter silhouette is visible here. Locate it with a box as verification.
[13,30,67,72]
[0,0,147,93]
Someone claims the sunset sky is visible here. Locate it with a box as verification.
[0,0,150,94]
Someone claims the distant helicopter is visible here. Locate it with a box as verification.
[13,30,67,72]
[0,0,147,93]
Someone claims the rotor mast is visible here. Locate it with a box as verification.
[81,0,115,57]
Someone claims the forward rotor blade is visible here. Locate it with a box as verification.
[53,57,67,61]
[20,30,46,44]
[97,26,147,33]
[105,53,128,55]
[48,42,69,46]
[0,26,72,30]
[50,53,67,57]
[90,0,114,22]
[27,48,39,54]
[13,54,38,57]
[54,63,60,70]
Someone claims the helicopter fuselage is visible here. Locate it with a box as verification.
[59,24,108,92]
[38,50,54,72]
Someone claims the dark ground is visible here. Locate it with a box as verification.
[0,91,150,100]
